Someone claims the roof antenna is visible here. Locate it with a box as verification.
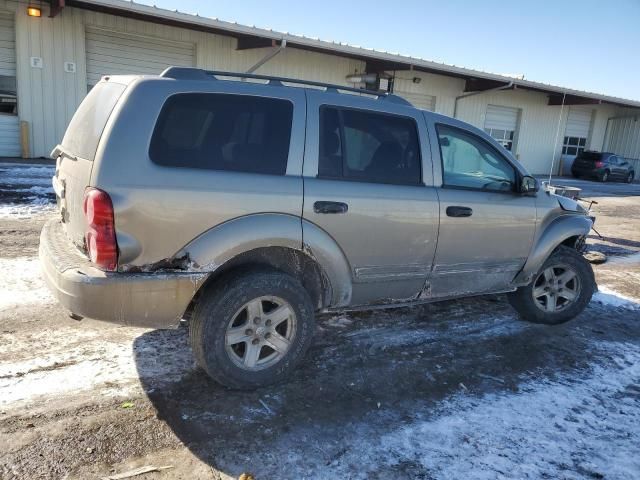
[548,90,567,185]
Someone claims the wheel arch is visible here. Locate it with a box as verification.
[513,215,593,286]
[178,213,352,316]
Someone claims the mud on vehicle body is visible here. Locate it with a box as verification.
[40,68,596,388]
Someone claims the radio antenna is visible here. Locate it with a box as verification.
[548,90,567,185]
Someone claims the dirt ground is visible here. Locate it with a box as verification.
[1,162,639,479]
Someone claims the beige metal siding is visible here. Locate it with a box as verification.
[85,27,195,86]
[605,116,640,160]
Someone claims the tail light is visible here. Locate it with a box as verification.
[83,188,118,271]
[595,161,604,168]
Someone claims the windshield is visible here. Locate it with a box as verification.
[61,82,126,161]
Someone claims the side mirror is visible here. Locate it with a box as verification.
[520,175,539,195]
[440,136,450,147]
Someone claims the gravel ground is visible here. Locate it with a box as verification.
[1,163,639,480]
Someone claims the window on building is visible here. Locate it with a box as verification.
[484,128,515,151]
[318,106,421,185]
[561,136,587,156]
[150,93,293,175]
[438,125,516,192]
[0,75,17,115]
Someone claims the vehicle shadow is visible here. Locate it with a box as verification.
[132,295,633,478]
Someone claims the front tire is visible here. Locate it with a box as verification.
[190,269,315,389]
[628,171,635,184]
[508,246,595,325]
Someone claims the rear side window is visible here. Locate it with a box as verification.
[150,93,293,175]
[62,81,126,161]
[318,106,422,185]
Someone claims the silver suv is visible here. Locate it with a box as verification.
[40,68,596,389]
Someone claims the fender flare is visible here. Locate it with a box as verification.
[302,219,353,308]
[514,214,593,285]
[178,213,353,308]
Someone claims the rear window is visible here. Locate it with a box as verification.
[318,106,421,185]
[576,151,602,161]
[62,81,126,161]
[149,93,293,175]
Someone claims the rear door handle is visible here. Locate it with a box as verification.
[446,206,473,217]
[314,201,348,214]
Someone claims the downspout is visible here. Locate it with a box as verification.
[453,81,515,118]
[246,39,287,74]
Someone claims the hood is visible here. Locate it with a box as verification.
[555,194,587,214]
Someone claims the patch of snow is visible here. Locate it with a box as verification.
[0,328,195,408]
[0,257,54,311]
[277,341,640,479]
[593,286,640,310]
[324,315,353,328]
[0,200,56,219]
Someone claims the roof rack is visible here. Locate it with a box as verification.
[159,67,412,106]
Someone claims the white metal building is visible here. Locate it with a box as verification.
[1,0,639,175]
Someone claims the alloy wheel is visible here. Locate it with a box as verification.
[225,296,297,371]
[532,265,581,313]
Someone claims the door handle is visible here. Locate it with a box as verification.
[314,201,349,214]
[446,206,473,217]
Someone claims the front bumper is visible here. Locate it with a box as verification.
[39,219,207,328]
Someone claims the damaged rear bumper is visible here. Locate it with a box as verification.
[39,219,207,329]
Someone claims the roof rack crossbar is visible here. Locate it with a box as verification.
[160,67,412,106]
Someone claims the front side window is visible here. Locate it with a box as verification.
[318,106,421,185]
[150,93,293,175]
[437,125,516,192]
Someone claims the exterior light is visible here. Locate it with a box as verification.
[27,7,42,17]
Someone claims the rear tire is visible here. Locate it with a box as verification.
[508,246,595,325]
[600,170,610,182]
[190,269,315,389]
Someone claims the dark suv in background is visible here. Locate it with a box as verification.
[571,151,635,183]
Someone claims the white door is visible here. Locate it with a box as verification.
[484,105,519,152]
[0,12,19,157]
[398,91,436,111]
[561,107,593,174]
[85,27,196,88]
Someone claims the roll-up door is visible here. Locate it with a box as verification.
[0,12,19,157]
[85,27,196,87]
[484,105,519,151]
[565,107,592,138]
[560,108,593,173]
[398,91,436,111]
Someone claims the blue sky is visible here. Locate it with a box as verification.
[137,0,640,101]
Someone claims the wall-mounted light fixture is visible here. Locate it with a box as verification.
[412,77,421,84]
[27,7,42,17]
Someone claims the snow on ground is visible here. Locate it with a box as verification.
[594,285,640,310]
[291,341,640,479]
[0,161,55,218]
[0,257,54,311]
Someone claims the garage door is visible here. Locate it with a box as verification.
[398,91,436,111]
[560,108,593,173]
[86,27,196,87]
[565,107,592,138]
[484,105,519,151]
[0,12,19,157]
